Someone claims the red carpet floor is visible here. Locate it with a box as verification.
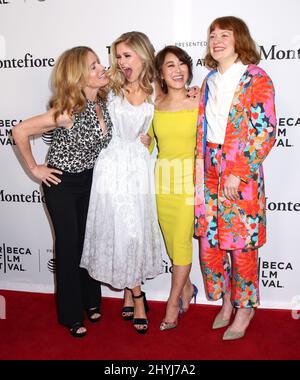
[0,290,299,360]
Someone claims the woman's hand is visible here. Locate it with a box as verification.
[187,86,200,99]
[223,174,241,200]
[56,111,74,129]
[31,163,62,187]
[140,133,152,149]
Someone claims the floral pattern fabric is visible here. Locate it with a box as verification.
[195,65,276,250]
[200,145,259,307]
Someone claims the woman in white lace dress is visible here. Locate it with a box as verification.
[80,32,163,334]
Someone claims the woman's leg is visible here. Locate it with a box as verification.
[162,263,192,324]
[199,143,235,327]
[200,236,232,301]
[43,179,84,328]
[231,248,259,308]
[122,288,134,320]
[131,285,148,333]
[180,276,196,313]
[200,236,233,327]
[77,170,101,315]
[223,248,258,337]
[43,169,100,330]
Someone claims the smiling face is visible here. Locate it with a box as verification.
[209,27,238,69]
[115,42,144,83]
[161,52,189,90]
[85,51,108,90]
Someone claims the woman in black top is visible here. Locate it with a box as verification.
[12,46,113,337]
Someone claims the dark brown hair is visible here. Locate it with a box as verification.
[155,45,193,93]
[204,16,261,69]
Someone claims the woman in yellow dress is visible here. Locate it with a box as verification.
[150,46,200,330]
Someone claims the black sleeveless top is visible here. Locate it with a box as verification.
[47,99,112,173]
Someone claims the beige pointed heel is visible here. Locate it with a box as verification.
[222,308,255,341]
[212,313,231,329]
[160,320,178,331]
[160,303,180,331]
[212,307,235,329]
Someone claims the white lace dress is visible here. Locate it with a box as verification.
[80,91,163,289]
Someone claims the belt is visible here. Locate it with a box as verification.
[206,142,222,149]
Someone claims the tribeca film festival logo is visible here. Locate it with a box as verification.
[0,119,20,146]
[0,243,32,273]
[274,116,300,148]
[0,118,53,146]
[258,258,293,289]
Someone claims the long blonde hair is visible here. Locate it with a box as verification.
[49,46,107,122]
[108,31,155,97]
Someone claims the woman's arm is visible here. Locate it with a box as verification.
[230,72,276,182]
[12,110,63,186]
[146,123,156,154]
[194,80,207,236]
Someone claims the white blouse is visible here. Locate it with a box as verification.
[206,61,248,144]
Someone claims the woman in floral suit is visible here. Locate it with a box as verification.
[195,16,276,340]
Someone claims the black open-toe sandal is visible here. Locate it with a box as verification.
[133,317,148,334]
[132,291,149,334]
[86,307,101,323]
[122,287,134,320]
[70,322,87,338]
[122,306,134,321]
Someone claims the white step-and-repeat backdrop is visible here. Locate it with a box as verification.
[1,0,299,310]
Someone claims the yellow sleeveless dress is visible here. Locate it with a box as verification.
[150,108,198,265]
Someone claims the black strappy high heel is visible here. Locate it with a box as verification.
[69,322,87,338]
[122,287,134,320]
[86,307,101,323]
[122,306,134,321]
[132,291,149,334]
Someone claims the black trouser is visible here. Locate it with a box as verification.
[42,168,101,327]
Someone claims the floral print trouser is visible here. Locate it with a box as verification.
[200,144,259,308]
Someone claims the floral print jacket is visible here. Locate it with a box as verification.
[195,64,276,250]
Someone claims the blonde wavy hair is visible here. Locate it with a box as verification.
[49,46,107,122]
[108,31,155,98]
[205,16,261,69]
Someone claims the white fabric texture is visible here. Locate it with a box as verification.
[206,61,248,144]
[80,91,163,289]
